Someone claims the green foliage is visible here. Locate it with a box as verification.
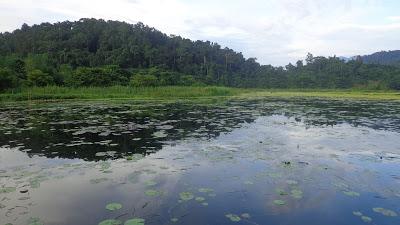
[130,74,159,87]
[27,69,54,86]
[0,19,400,91]
[0,68,18,91]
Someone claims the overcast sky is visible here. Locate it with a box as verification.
[1,0,399,65]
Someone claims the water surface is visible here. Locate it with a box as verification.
[0,98,399,225]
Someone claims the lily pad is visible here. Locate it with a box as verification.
[0,187,16,194]
[145,190,161,197]
[195,197,205,202]
[361,216,372,223]
[291,189,303,199]
[171,218,179,223]
[124,218,145,225]
[28,217,44,225]
[353,211,363,217]
[145,180,157,187]
[273,200,286,205]
[225,214,241,222]
[106,203,122,211]
[179,192,194,201]
[373,207,398,217]
[99,219,122,225]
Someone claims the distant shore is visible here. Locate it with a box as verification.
[0,86,399,102]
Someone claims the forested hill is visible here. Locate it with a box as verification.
[361,50,400,66]
[1,18,400,90]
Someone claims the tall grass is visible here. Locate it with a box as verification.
[0,86,245,101]
[1,86,399,102]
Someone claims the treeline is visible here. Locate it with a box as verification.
[1,18,400,91]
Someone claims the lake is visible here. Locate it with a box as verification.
[0,98,399,225]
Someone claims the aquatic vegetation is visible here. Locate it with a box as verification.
[179,192,194,201]
[361,216,372,223]
[105,203,122,211]
[353,211,363,216]
[225,214,241,222]
[124,218,145,225]
[290,189,303,199]
[373,207,398,217]
[99,219,122,225]
[171,218,179,223]
[145,190,162,197]
[195,197,205,202]
[0,187,16,193]
[144,180,157,187]
[90,178,109,184]
[342,191,360,197]
[273,200,286,205]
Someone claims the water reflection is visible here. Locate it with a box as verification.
[0,98,399,225]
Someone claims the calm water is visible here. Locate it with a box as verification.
[0,98,399,225]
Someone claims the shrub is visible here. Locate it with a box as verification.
[130,74,159,87]
[27,69,54,86]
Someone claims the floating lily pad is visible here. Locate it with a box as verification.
[273,200,286,205]
[244,181,254,185]
[106,203,122,211]
[90,178,108,184]
[153,131,168,138]
[195,197,205,202]
[99,219,122,225]
[361,216,372,223]
[373,207,398,217]
[343,191,360,197]
[171,218,179,223]
[198,188,214,193]
[225,214,241,222]
[145,190,161,197]
[28,217,44,225]
[276,188,288,196]
[291,189,303,199]
[145,180,157,187]
[353,211,363,217]
[0,187,16,194]
[124,218,145,225]
[179,192,194,201]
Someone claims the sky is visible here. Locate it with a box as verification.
[0,0,399,66]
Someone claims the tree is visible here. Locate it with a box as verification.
[27,69,54,86]
[0,68,18,91]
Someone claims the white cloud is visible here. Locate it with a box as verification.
[0,0,399,65]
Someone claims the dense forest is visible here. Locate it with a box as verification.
[1,18,400,91]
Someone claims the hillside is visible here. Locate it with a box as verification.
[361,50,400,66]
[1,18,400,90]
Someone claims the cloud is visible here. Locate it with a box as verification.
[0,0,399,65]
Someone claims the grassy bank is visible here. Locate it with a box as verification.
[1,86,400,102]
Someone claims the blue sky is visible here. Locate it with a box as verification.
[1,0,399,65]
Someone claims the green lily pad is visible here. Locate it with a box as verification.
[353,211,363,217]
[195,197,205,202]
[291,189,303,199]
[124,218,145,225]
[179,192,194,201]
[225,214,241,222]
[171,218,179,223]
[145,190,161,197]
[28,217,44,225]
[0,187,16,194]
[273,200,286,205]
[276,188,288,196]
[198,188,214,193]
[99,219,122,225]
[373,207,398,217]
[90,178,108,184]
[145,180,157,187]
[361,216,372,223]
[106,203,122,211]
